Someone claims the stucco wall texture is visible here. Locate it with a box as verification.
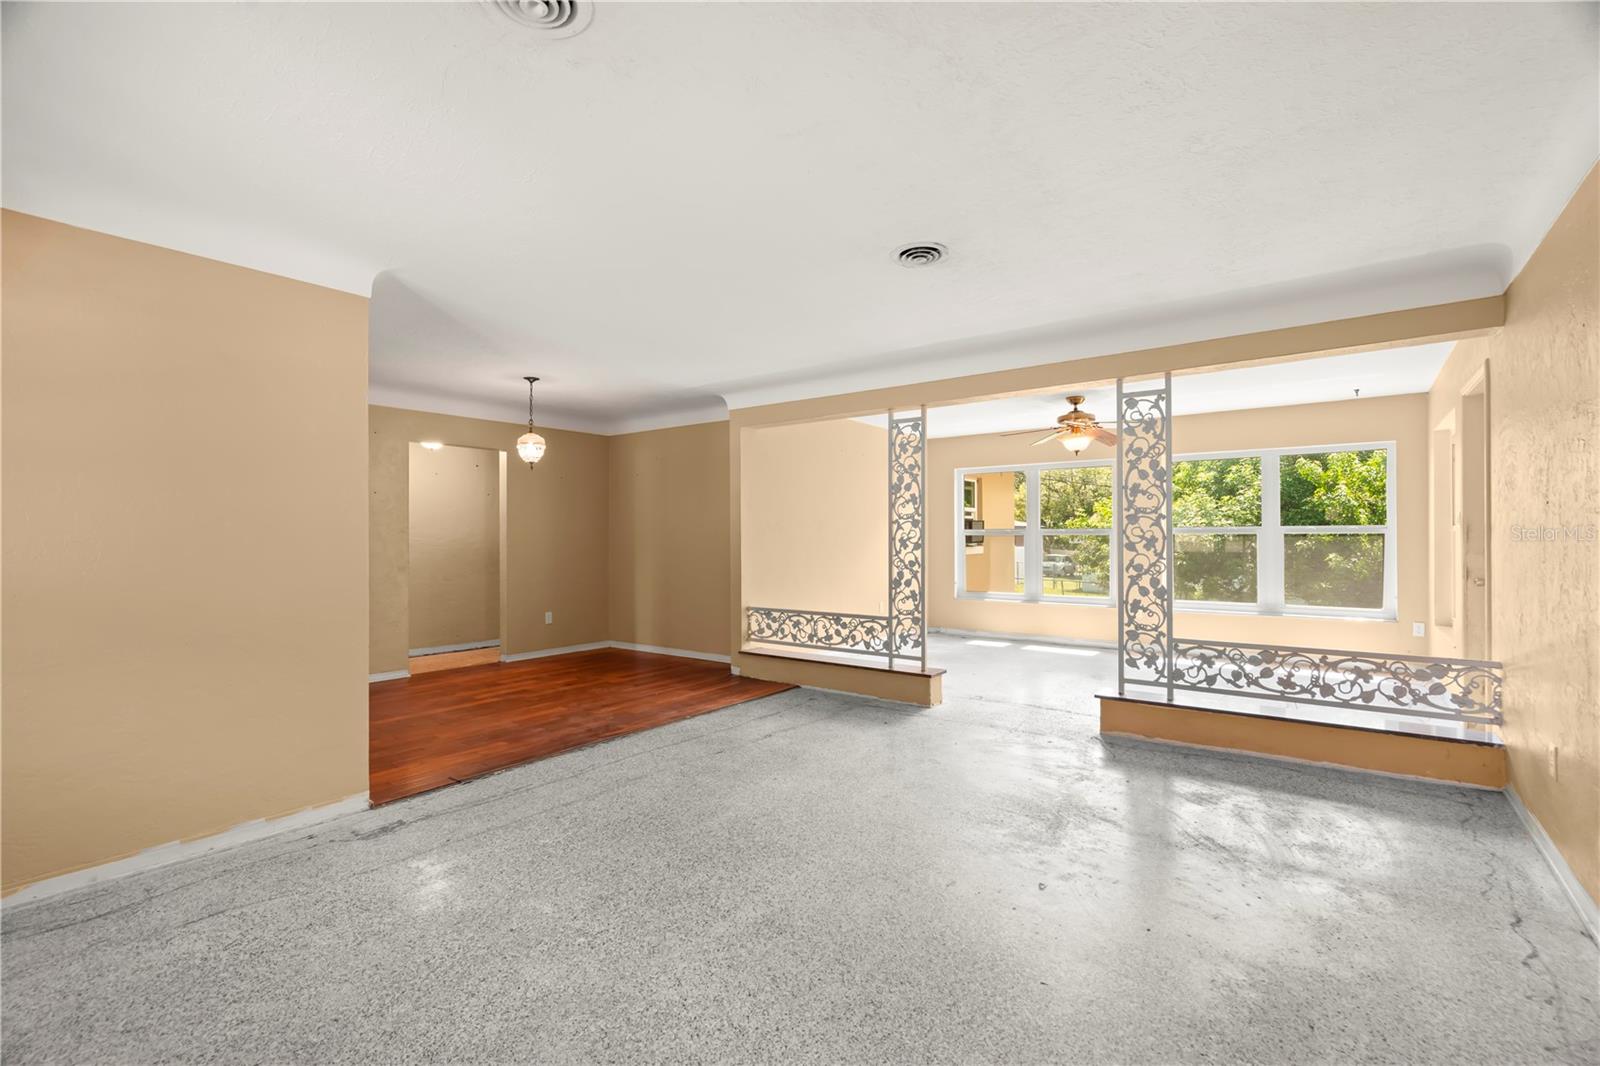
[1457,166,1597,905]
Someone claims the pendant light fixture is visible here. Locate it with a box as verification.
[516,376,547,466]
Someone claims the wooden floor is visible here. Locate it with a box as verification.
[409,646,500,675]
[369,648,794,805]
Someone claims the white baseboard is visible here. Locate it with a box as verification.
[3,792,370,910]
[409,639,500,657]
[368,669,409,683]
[1504,785,1599,941]
[610,641,730,664]
[930,627,1115,650]
[501,641,612,663]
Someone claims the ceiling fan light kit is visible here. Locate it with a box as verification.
[1002,393,1120,452]
[1059,432,1095,454]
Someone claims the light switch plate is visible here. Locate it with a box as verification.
[1412,622,1426,637]
[544,611,553,624]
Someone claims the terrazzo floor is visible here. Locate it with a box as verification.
[2,635,1594,1063]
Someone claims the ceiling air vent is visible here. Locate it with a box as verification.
[896,243,947,268]
[487,0,593,39]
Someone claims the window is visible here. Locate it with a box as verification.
[962,477,979,547]
[955,443,1395,617]
[960,471,1026,595]
[955,463,1112,603]
[1278,448,1390,611]
[1039,467,1111,599]
[1173,457,1261,604]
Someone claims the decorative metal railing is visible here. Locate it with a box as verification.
[744,407,927,670]
[745,607,891,656]
[1169,640,1504,724]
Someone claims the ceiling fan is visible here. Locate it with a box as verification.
[1000,395,1118,454]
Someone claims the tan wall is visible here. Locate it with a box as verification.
[370,406,608,675]
[740,418,889,617]
[607,421,731,656]
[1443,166,1597,904]
[928,394,1431,654]
[408,443,500,651]
[1,211,369,894]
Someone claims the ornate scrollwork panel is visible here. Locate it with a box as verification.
[1171,640,1504,723]
[1117,380,1173,691]
[746,607,891,655]
[889,415,925,659]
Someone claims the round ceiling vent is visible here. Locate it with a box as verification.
[896,243,947,268]
[487,0,593,39]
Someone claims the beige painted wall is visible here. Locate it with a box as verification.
[1,211,369,894]
[608,421,731,656]
[408,443,500,651]
[928,394,1431,655]
[370,406,608,675]
[741,418,888,617]
[1435,166,1597,905]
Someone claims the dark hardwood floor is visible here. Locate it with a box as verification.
[369,648,793,804]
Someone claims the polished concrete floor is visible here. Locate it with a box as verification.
[3,636,1595,1063]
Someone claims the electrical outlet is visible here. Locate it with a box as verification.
[1412,622,1426,638]
[544,611,553,625]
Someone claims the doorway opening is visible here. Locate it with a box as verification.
[407,441,505,675]
[1457,368,1491,659]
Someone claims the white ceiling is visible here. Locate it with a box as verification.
[4,2,1595,433]
[857,342,1456,438]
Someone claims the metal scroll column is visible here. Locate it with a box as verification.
[887,408,895,673]
[1115,373,1174,699]
[886,407,927,673]
[918,405,928,671]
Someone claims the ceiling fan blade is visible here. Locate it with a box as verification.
[1090,425,1119,446]
[1031,431,1066,446]
[997,426,1063,437]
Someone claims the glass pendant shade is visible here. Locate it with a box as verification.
[516,431,547,465]
[1060,432,1093,454]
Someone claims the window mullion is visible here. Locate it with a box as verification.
[1025,469,1042,600]
[1261,451,1283,611]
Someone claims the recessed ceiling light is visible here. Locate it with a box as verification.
[896,243,947,268]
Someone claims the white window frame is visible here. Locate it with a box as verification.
[953,441,1398,620]
[961,475,985,555]
[954,460,1114,606]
